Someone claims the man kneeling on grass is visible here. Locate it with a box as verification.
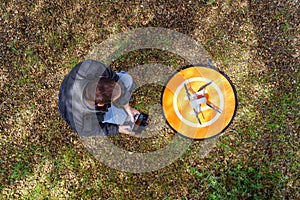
[58,59,140,136]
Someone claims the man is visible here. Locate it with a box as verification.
[58,59,140,136]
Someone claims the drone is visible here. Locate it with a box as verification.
[184,81,222,125]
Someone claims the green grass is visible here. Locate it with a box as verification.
[0,0,299,199]
[10,161,32,181]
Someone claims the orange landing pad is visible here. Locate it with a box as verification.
[161,65,237,139]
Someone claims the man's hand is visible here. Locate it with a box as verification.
[118,125,134,135]
[123,104,140,122]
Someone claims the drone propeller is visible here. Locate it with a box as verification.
[184,83,191,100]
[197,81,212,92]
[193,108,202,125]
[206,103,221,113]
[200,110,205,119]
[197,104,205,119]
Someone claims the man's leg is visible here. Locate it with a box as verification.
[118,71,134,90]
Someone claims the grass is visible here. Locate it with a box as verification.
[0,0,299,199]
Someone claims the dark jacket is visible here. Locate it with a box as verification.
[58,59,129,136]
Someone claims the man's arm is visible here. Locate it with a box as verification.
[99,122,119,136]
[100,122,134,135]
[98,113,134,136]
[123,103,140,123]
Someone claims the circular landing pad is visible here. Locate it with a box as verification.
[161,65,237,140]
